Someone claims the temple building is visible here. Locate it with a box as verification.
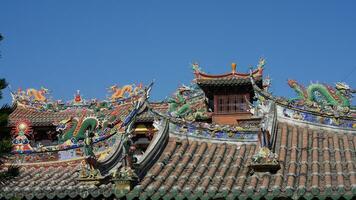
[193,62,263,125]
[0,59,356,200]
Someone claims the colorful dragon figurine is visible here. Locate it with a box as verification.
[288,79,354,113]
[26,87,49,102]
[168,85,209,120]
[168,86,191,117]
[56,113,99,142]
[109,84,143,101]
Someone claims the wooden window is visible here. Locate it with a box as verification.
[215,94,249,114]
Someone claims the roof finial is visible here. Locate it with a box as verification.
[74,90,82,103]
[258,57,266,68]
[231,62,237,74]
[192,62,200,72]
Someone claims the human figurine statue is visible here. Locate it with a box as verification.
[258,121,271,148]
[81,130,101,178]
[249,69,272,149]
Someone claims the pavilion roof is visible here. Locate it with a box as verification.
[197,76,262,87]
[194,62,263,87]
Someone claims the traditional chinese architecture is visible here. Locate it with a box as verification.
[193,60,264,125]
[0,59,355,200]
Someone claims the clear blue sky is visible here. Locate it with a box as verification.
[0,1,355,104]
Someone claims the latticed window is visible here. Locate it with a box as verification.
[215,94,249,114]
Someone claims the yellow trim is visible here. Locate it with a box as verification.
[134,124,148,132]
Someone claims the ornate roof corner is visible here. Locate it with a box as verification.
[78,82,154,188]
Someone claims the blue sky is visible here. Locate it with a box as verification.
[0,1,355,104]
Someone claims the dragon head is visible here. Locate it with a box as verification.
[287,79,308,100]
[287,79,298,88]
[109,85,118,91]
[178,85,192,93]
[335,82,353,99]
[56,117,72,132]
[335,82,351,91]
[40,87,49,94]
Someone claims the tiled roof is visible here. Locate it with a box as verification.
[127,122,356,199]
[8,107,80,126]
[195,76,263,90]
[196,77,256,87]
[8,102,168,127]
[136,103,169,122]
[194,65,263,81]
[1,121,356,199]
[0,161,115,199]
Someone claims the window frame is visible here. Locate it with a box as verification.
[214,94,249,114]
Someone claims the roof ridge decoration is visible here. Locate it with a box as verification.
[11,83,145,112]
[167,83,211,121]
[249,69,356,130]
[108,83,143,102]
[193,58,265,80]
[78,81,154,188]
[250,70,356,118]
[11,120,33,153]
[169,121,258,142]
[10,92,146,155]
[280,106,356,130]
[56,111,100,143]
[10,113,123,154]
[288,79,355,115]
[151,105,260,142]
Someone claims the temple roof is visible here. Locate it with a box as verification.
[1,59,356,200]
[1,121,356,199]
[130,122,356,199]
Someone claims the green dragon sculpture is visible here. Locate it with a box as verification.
[288,79,355,113]
[168,86,191,117]
[168,85,209,121]
[56,114,99,142]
